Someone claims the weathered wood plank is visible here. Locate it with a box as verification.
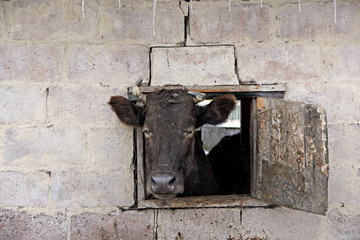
[259,99,289,208]
[250,99,258,197]
[136,129,147,202]
[270,99,287,166]
[137,195,270,209]
[304,104,329,214]
[253,98,271,198]
[255,98,328,215]
[286,102,305,170]
[137,84,286,93]
[282,101,310,211]
[128,84,286,99]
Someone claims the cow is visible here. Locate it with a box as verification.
[207,133,250,195]
[108,85,236,200]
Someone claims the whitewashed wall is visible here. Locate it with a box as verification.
[0,0,359,239]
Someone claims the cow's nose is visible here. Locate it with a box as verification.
[150,172,177,195]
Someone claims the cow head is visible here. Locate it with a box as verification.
[109,87,235,200]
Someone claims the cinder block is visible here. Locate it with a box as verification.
[67,45,149,85]
[11,0,63,41]
[70,211,154,240]
[328,124,360,167]
[277,2,360,42]
[47,86,127,126]
[329,167,360,206]
[189,3,271,44]
[99,2,184,44]
[0,171,50,207]
[0,45,8,81]
[0,4,5,42]
[328,124,360,205]
[321,46,360,81]
[236,45,321,83]
[241,208,325,240]
[7,44,64,82]
[50,170,134,207]
[90,127,133,166]
[151,46,239,86]
[0,46,6,81]
[63,0,100,42]
[2,127,87,167]
[327,208,360,240]
[285,81,360,124]
[157,208,244,239]
[0,85,47,125]
[0,210,67,240]
[10,0,100,42]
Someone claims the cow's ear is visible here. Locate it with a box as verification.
[108,96,145,127]
[195,94,236,128]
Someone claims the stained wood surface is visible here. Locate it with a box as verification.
[137,195,270,209]
[128,84,286,99]
[254,98,329,215]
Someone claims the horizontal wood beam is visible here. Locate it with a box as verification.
[127,84,286,100]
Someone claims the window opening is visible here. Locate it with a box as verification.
[128,84,331,212]
[121,84,328,214]
[199,99,251,195]
[140,95,253,200]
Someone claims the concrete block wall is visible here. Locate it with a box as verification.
[0,0,359,239]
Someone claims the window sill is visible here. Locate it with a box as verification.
[137,195,270,209]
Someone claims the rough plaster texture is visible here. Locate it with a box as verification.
[5,44,64,82]
[0,0,359,239]
[0,210,68,240]
[70,211,155,239]
[0,171,50,207]
[0,85,47,125]
[47,86,126,126]
[50,170,134,207]
[285,81,360,124]
[277,2,360,43]
[151,46,239,86]
[236,45,322,83]
[99,2,184,45]
[0,46,6,81]
[67,45,149,85]
[2,127,87,168]
[157,208,244,239]
[0,4,5,42]
[189,3,271,44]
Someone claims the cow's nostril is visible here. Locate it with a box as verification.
[150,177,156,186]
[168,176,176,186]
[149,172,178,195]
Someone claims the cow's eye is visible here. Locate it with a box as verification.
[143,129,153,137]
[183,129,195,136]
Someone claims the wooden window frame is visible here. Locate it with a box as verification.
[127,84,329,215]
[127,84,296,210]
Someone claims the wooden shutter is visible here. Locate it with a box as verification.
[251,98,329,215]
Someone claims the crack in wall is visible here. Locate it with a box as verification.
[148,47,153,86]
[184,6,189,46]
[232,45,242,84]
[45,87,49,123]
[178,0,189,46]
[239,209,243,227]
[153,209,159,240]
[132,128,139,209]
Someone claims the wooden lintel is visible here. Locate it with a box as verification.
[138,84,285,93]
[128,84,286,99]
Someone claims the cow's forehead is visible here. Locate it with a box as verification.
[147,89,193,103]
[144,89,195,127]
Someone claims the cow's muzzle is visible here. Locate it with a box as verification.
[147,171,184,200]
